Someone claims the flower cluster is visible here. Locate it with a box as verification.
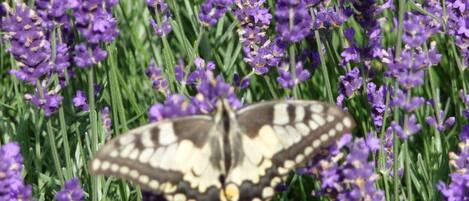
[438,139,469,200]
[0,142,33,201]
[275,0,312,43]
[148,57,241,122]
[444,0,469,67]
[71,0,119,68]
[146,60,169,92]
[2,5,52,85]
[73,90,89,111]
[199,0,234,26]
[101,106,112,134]
[234,0,284,74]
[310,134,385,201]
[337,67,362,108]
[367,82,387,128]
[311,5,347,30]
[147,0,172,37]
[55,178,85,201]
[277,62,311,89]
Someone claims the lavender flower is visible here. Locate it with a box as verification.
[275,0,312,42]
[25,86,64,117]
[389,114,421,140]
[312,6,347,30]
[199,0,234,26]
[402,13,439,48]
[146,60,168,92]
[276,62,311,89]
[147,0,172,37]
[426,110,456,133]
[73,44,108,68]
[444,0,469,67]
[438,139,469,200]
[101,106,112,134]
[386,44,441,89]
[337,68,362,107]
[193,71,242,113]
[187,57,216,84]
[367,82,387,128]
[311,135,385,201]
[0,142,33,201]
[234,0,284,74]
[73,90,89,111]
[148,94,197,122]
[55,178,85,201]
[35,0,72,30]
[71,0,119,68]
[174,59,186,82]
[2,4,51,85]
[391,88,425,112]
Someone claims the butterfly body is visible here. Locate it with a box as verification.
[90,99,355,201]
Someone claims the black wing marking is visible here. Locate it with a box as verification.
[230,100,355,200]
[89,115,223,201]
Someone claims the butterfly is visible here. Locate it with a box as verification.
[89,99,355,201]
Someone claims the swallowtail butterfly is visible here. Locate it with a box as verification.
[89,99,355,201]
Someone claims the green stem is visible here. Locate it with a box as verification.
[314,30,334,103]
[88,68,101,201]
[289,45,299,99]
[37,82,64,184]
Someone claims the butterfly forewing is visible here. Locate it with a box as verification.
[231,100,355,200]
[89,115,224,201]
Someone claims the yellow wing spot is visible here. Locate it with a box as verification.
[220,183,240,201]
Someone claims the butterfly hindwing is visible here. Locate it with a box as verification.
[89,115,223,201]
[232,100,355,200]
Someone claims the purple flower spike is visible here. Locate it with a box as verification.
[26,87,64,116]
[426,110,456,133]
[148,0,172,37]
[101,106,112,134]
[438,140,469,201]
[199,0,234,26]
[275,0,312,42]
[390,114,421,140]
[55,178,85,201]
[146,60,168,92]
[0,142,33,201]
[277,62,311,89]
[148,94,197,122]
[402,13,439,48]
[311,136,385,201]
[73,90,89,111]
[367,82,387,128]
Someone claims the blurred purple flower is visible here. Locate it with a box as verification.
[199,0,234,26]
[444,0,469,67]
[174,59,185,82]
[25,86,63,116]
[402,13,439,48]
[187,57,215,84]
[146,60,168,92]
[312,6,347,30]
[367,82,387,128]
[148,94,197,122]
[391,88,425,112]
[101,106,112,134]
[147,0,172,37]
[390,114,421,140]
[337,68,362,107]
[386,45,441,89]
[73,44,108,68]
[0,142,33,201]
[276,62,311,89]
[73,90,89,111]
[426,111,456,133]
[311,135,385,201]
[55,178,85,201]
[234,0,284,74]
[438,140,469,200]
[35,0,72,30]
[275,0,312,42]
[72,0,119,44]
